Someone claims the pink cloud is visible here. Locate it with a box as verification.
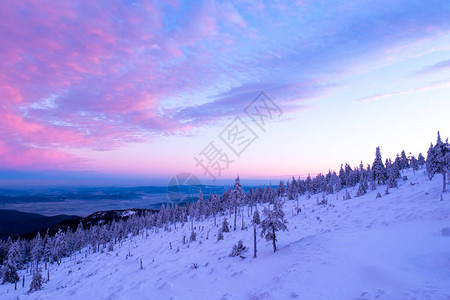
[0,140,84,171]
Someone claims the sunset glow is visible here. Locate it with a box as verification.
[1,0,449,186]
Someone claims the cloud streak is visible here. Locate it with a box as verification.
[1,0,450,172]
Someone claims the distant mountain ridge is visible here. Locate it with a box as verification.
[0,208,159,240]
[0,210,81,240]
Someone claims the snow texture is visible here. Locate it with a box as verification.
[1,170,449,299]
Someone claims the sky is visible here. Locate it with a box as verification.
[0,0,449,187]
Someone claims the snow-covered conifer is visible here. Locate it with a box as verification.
[31,232,43,269]
[230,177,246,231]
[260,198,287,252]
[427,132,450,192]
[221,218,230,233]
[387,164,398,188]
[372,147,387,184]
[229,240,248,258]
[189,231,196,242]
[29,268,43,292]
[356,174,367,197]
[217,229,224,241]
[2,241,20,284]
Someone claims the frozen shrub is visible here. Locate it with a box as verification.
[229,240,248,258]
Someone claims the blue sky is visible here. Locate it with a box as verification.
[0,0,449,186]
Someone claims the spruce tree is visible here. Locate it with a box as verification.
[221,218,230,233]
[2,242,20,284]
[427,132,450,192]
[372,147,387,184]
[356,174,366,197]
[29,268,43,292]
[387,164,398,188]
[426,142,436,180]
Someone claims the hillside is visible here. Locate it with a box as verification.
[0,210,80,240]
[1,169,449,299]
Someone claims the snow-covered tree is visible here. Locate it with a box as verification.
[230,177,245,231]
[387,164,398,188]
[31,232,43,270]
[372,147,387,184]
[356,174,367,197]
[252,210,260,258]
[260,198,287,252]
[2,241,20,284]
[221,218,230,233]
[229,240,248,258]
[195,189,204,221]
[417,153,425,166]
[52,230,66,264]
[410,155,418,174]
[29,268,43,292]
[217,229,224,241]
[189,231,196,242]
[400,150,409,170]
[427,132,450,192]
[277,180,285,197]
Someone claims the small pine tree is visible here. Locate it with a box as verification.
[221,218,230,233]
[217,229,224,241]
[345,189,351,200]
[260,198,288,252]
[427,132,449,192]
[229,240,248,258]
[29,268,43,292]
[189,231,196,242]
[252,210,261,225]
[388,165,398,188]
[2,259,19,284]
[356,175,366,197]
[372,147,387,184]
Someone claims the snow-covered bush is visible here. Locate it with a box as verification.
[189,231,196,242]
[217,229,224,241]
[229,240,248,258]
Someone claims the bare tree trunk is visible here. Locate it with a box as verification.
[253,226,257,258]
[272,228,277,252]
[444,171,447,193]
[234,206,237,231]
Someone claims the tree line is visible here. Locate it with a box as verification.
[0,131,448,292]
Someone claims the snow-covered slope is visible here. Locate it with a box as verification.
[1,170,449,300]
